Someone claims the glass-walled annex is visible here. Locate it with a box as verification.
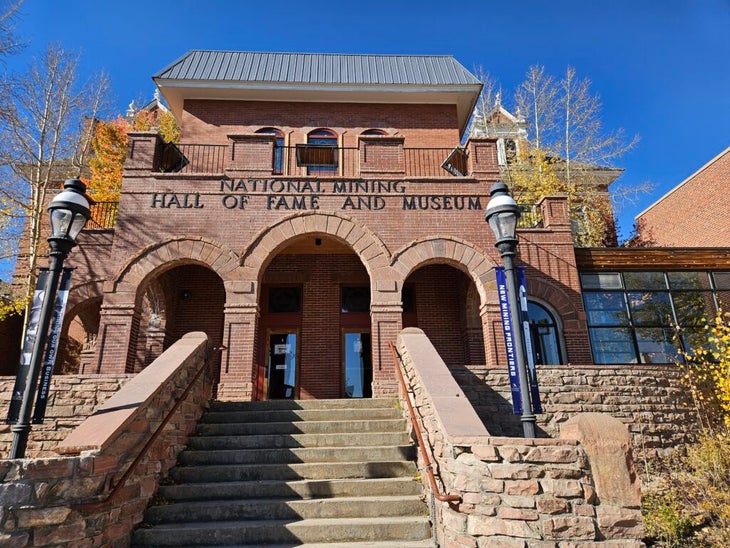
[580,270,730,364]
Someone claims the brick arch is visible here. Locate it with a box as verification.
[391,236,496,304]
[66,279,104,311]
[527,276,582,325]
[111,236,239,299]
[240,211,392,281]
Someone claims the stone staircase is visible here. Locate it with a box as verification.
[132,398,433,547]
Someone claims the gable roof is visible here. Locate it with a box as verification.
[155,50,481,86]
[153,50,482,136]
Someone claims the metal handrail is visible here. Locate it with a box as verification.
[388,341,461,504]
[73,345,223,512]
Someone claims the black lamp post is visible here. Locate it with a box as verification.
[485,181,536,439]
[10,179,90,459]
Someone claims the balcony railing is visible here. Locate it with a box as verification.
[518,204,543,228]
[156,142,468,179]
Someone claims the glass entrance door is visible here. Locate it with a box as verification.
[343,331,372,398]
[267,332,297,399]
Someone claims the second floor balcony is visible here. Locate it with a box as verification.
[125,132,502,181]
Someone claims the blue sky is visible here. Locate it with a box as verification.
[5,0,730,261]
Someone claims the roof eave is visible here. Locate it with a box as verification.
[154,78,482,136]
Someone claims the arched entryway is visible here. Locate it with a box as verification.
[402,264,485,368]
[58,296,102,374]
[256,235,372,400]
[129,263,225,373]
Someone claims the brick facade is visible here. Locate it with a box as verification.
[2,52,710,459]
[637,146,730,246]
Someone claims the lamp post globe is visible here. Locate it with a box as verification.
[485,181,536,439]
[9,179,90,459]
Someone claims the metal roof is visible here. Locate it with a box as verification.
[154,50,481,86]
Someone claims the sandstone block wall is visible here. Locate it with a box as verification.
[397,328,646,547]
[0,375,132,459]
[0,333,212,547]
[454,363,693,463]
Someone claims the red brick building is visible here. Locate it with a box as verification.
[636,145,730,246]
[10,51,729,445]
[50,51,589,401]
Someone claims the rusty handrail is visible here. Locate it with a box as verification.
[389,341,461,504]
[73,345,223,512]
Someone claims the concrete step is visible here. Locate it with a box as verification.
[134,398,431,547]
[143,495,427,524]
[177,445,417,466]
[195,418,407,437]
[186,430,410,450]
[224,542,434,548]
[208,398,399,412]
[200,407,402,424]
[133,516,432,546]
[170,460,418,483]
[158,477,422,503]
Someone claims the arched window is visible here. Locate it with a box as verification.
[300,128,338,175]
[361,129,387,136]
[256,127,285,174]
[527,301,563,365]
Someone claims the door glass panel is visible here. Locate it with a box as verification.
[344,332,372,398]
[268,332,297,399]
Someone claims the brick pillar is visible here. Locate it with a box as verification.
[217,280,259,401]
[539,194,571,230]
[480,301,503,367]
[88,301,137,374]
[370,301,402,398]
[465,137,500,181]
[125,131,163,172]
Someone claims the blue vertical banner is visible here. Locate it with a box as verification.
[33,268,73,423]
[517,266,543,414]
[6,270,49,424]
[495,266,522,414]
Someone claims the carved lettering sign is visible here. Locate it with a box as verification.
[149,178,484,212]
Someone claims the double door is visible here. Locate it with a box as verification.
[262,328,372,400]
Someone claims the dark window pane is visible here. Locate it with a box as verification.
[712,272,730,290]
[588,327,636,364]
[668,272,710,290]
[580,272,622,290]
[527,301,562,365]
[583,292,629,325]
[401,285,415,313]
[342,287,370,313]
[635,328,678,364]
[624,272,666,290]
[268,287,301,313]
[627,291,672,326]
[673,291,715,327]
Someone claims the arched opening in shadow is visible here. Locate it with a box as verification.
[402,264,484,368]
[129,264,225,376]
[57,296,102,374]
[256,234,371,400]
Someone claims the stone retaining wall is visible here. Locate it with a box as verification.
[0,376,132,459]
[0,333,213,547]
[453,363,694,462]
[397,328,645,547]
